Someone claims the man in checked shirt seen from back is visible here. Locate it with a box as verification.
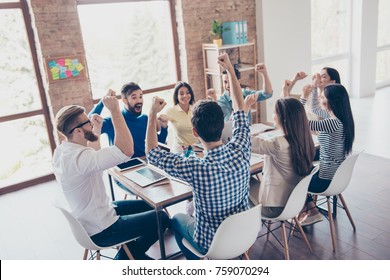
[145,53,251,259]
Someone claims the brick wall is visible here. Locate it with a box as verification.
[29,0,92,121]
[27,0,257,141]
[176,0,257,101]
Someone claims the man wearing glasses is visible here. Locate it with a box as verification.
[89,83,168,157]
[52,96,170,260]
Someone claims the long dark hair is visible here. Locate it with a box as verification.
[323,67,341,84]
[275,98,315,176]
[173,81,195,105]
[324,84,355,155]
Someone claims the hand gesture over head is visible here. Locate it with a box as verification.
[292,71,308,83]
[312,73,321,88]
[217,53,233,71]
[282,80,292,98]
[157,114,168,128]
[106,88,116,97]
[207,88,217,101]
[301,84,312,100]
[102,95,120,113]
[255,63,267,74]
[150,96,167,115]
[90,113,103,133]
[244,94,259,113]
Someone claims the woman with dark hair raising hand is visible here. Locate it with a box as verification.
[247,95,316,218]
[299,83,355,225]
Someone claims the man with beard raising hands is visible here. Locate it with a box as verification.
[52,96,170,260]
[89,83,168,158]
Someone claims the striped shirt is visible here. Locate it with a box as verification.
[147,111,251,251]
[301,91,346,180]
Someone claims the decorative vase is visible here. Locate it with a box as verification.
[213,38,222,47]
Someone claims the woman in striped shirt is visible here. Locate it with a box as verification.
[299,83,355,226]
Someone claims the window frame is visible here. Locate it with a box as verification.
[76,0,181,104]
[0,0,56,194]
[311,0,352,91]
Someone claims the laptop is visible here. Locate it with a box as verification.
[221,121,233,144]
[123,166,168,187]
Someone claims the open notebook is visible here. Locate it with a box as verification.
[123,166,168,187]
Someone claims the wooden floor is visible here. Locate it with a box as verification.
[0,87,389,260]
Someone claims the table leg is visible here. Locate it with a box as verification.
[156,208,167,259]
[108,174,116,201]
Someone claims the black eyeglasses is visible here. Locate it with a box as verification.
[68,120,91,134]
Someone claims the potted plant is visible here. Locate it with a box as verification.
[210,19,223,47]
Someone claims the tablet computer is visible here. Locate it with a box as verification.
[115,158,145,172]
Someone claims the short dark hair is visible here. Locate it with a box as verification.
[121,82,141,99]
[173,81,195,105]
[323,67,341,84]
[222,68,241,80]
[55,105,85,138]
[191,100,224,142]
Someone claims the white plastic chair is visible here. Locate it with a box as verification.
[53,202,136,260]
[260,165,319,260]
[309,152,361,252]
[182,204,262,260]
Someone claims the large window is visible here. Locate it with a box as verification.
[311,0,351,91]
[77,0,180,101]
[376,0,390,87]
[0,1,55,194]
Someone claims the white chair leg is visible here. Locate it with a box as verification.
[327,198,336,252]
[281,222,289,260]
[338,194,356,231]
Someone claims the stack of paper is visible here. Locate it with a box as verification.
[250,153,264,166]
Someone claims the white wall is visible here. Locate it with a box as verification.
[257,0,311,122]
[351,0,379,98]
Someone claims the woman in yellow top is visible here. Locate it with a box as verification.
[159,81,198,153]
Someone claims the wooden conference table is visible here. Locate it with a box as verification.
[107,124,320,259]
[107,153,264,259]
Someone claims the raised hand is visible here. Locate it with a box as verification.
[282,80,292,98]
[244,94,259,113]
[102,95,120,113]
[207,88,217,101]
[255,63,267,74]
[150,96,167,115]
[90,113,103,134]
[312,73,321,88]
[217,53,233,71]
[157,114,168,128]
[106,88,116,97]
[292,71,308,83]
[301,84,312,100]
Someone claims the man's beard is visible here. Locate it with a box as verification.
[126,100,143,116]
[83,129,99,142]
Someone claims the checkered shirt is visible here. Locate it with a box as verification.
[147,111,251,251]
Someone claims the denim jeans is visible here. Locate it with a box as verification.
[91,200,170,260]
[172,213,207,260]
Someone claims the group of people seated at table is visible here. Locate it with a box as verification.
[52,53,354,260]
